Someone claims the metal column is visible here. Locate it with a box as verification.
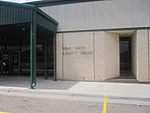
[19,40,21,76]
[53,34,57,81]
[30,11,37,89]
[44,37,48,80]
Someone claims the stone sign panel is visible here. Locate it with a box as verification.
[63,32,94,80]
[62,46,93,56]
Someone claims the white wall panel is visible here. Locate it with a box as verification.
[62,32,94,80]
[131,32,137,78]
[56,33,63,80]
[104,32,120,79]
[136,30,149,82]
[95,31,105,81]
[40,0,150,32]
[149,29,150,81]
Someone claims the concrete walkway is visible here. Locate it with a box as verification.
[0,76,150,105]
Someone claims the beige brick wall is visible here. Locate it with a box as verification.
[131,31,137,78]
[95,31,105,80]
[56,31,120,81]
[148,29,150,81]
[104,32,120,80]
[136,30,149,82]
[62,32,94,80]
[56,29,150,82]
[56,33,63,80]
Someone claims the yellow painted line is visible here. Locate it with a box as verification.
[102,95,107,113]
[0,111,9,113]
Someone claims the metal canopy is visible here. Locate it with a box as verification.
[0,1,58,89]
[0,1,58,32]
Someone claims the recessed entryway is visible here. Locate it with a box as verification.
[120,37,132,77]
[106,30,136,82]
[120,37,131,71]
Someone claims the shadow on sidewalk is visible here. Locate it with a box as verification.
[0,76,79,90]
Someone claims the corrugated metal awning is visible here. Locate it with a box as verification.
[0,1,58,32]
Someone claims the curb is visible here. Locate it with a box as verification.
[0,86,150,103]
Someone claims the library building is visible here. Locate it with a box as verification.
[0,0,150,88]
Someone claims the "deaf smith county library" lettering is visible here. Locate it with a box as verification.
[62,46,93,56]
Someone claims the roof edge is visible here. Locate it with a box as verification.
[36,8,58,25]
[0,1,35,9]
[0,1,58,26]
[26,0,104,7]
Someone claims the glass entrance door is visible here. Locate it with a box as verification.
[120,37,131,72]
[0,50,20,75]
[11,51,19,74]
[0,51,10,75]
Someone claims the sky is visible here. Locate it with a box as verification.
[0,0,41,3]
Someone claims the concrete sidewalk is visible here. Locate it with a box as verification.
[0,76,150,105]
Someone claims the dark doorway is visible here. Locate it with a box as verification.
[0,23,30,76]
[0,48,20,75]
[120,37,132,75]
[36,27,54,79]
[0,23,55,79]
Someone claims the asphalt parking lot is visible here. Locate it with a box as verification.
[0,94,150,113]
